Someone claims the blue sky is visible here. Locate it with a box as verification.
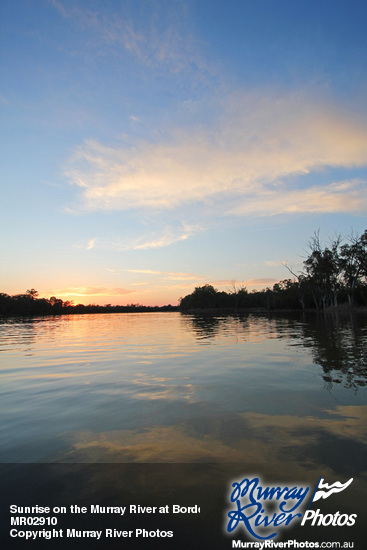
[1,0,367,305]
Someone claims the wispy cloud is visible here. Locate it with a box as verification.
[126,269,202,281]
[86,237,97,250]
[65,92,367,217]
[56,287,134,297]
[229,179,367,216]
[87,224,201,252]
[127,269,168,275]
[129,226,195,250]
[49,0,212,79]
[264,261,281,267]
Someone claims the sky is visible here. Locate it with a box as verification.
[1,0,367,306]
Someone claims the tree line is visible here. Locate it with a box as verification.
[179,230,367,311]
[0,289,177,317]
[1,230,366,317]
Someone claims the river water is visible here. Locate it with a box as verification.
[1,311,366,468]
[1,311,366,547]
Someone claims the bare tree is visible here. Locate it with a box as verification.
[303,231,343,309]
[281,262,307,310]
[228,281,247,312]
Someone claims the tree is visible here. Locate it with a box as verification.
[303,232,342,309]
[272,279,302,310]
[228,281,247,311]
[281,263,308,310]
[179,285,219,309]
[26,288,39,300]
[340,230,367,306]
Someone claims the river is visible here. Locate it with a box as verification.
[1,311,366,467]
[1,311,366,547]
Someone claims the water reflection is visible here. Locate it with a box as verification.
[297,313,367,389]
[180,313,252,343]
[54,405,367,473]
[182,311,367,389]
[0,312,366,473]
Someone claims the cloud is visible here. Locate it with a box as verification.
[131,233,189,250]
[94,224,201,251]
[65,92,367,217]
[264,261,281,267]
[127,269,170,275]
[86,237,96,250]
[49,0,212,79]
[230,179,367,216]
[56,287,134,297]
[126,269,202,281]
